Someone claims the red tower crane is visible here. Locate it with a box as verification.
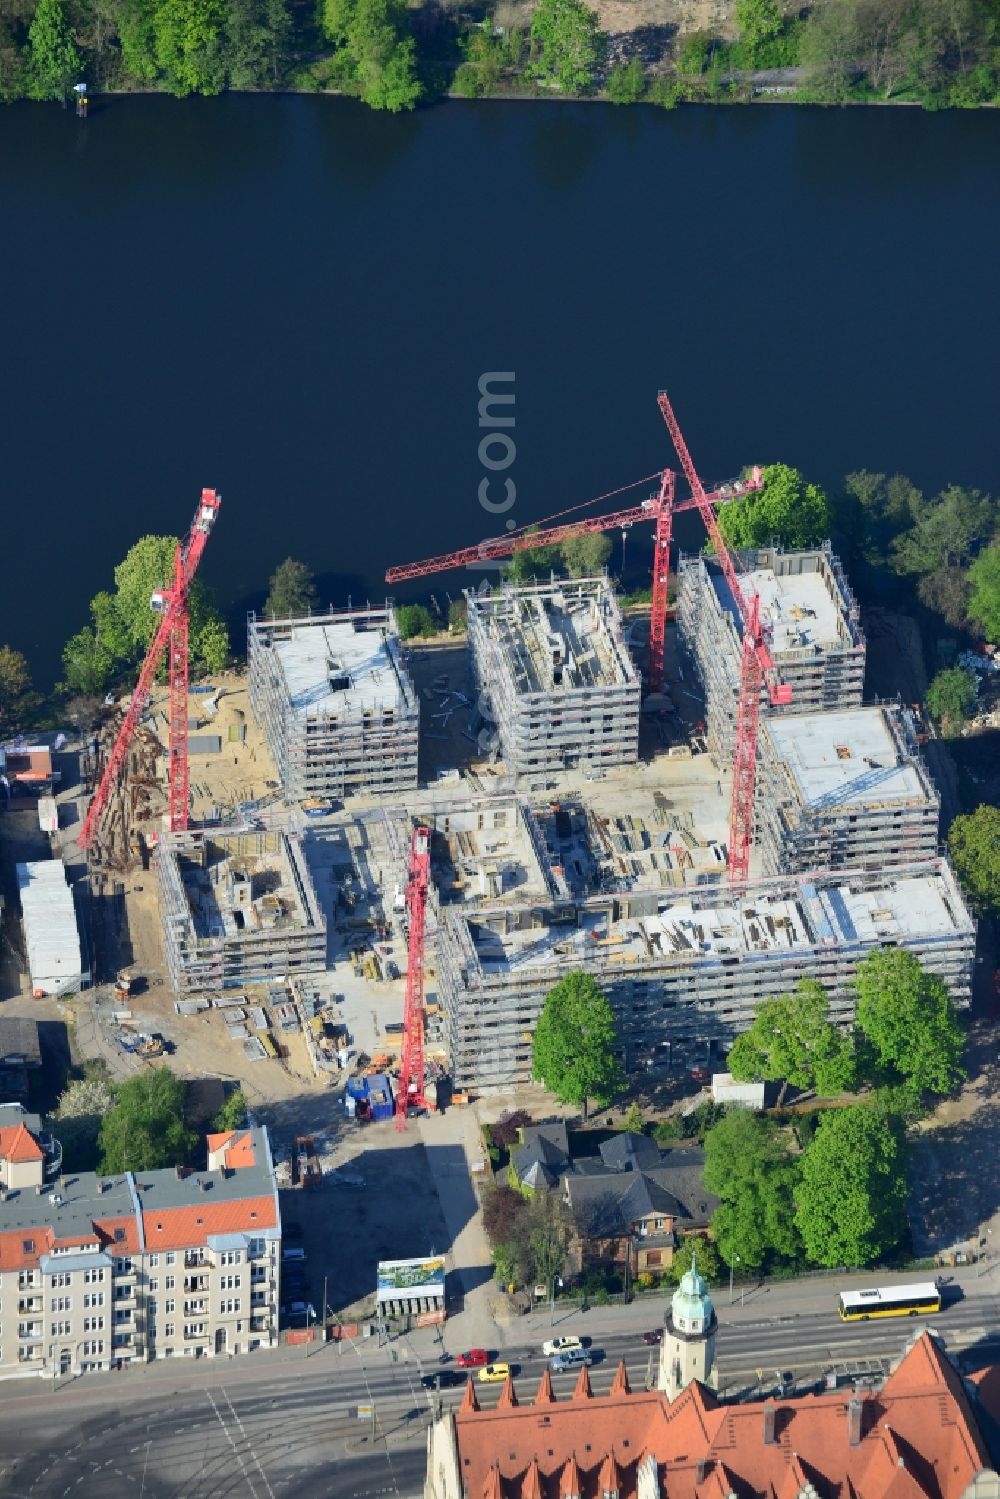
[396,823,433,1130]
[655,392,792,883]
[79,488,222,853]
[385,467,762,695]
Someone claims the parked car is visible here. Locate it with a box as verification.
[542,1335,582,1358]
[456,1348,489,1368]
[642,1329,663,1345]
[281,1302,316,1321]
[478,1363,512,1384]
[386,960,400,981]
[549,1348,592,1373]
[689,1067,711,1083]
[421,1369,468,1390]
[282,1246,306,1263]
[384,1022,405,1035]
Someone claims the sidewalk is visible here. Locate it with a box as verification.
[417,1107,497,1353]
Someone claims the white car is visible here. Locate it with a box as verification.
[542,1335,582,1358]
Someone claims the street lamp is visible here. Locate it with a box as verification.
[549,1276,563,1326]
[729,1254,741,1306]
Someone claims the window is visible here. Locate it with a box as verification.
[51,1321,71,1337]
[50,1272,70,1289]
[50,1297,72,1313]
[84,1269,105,1285]
[165,1324,175,1338]
[165,1277,176,1291]
[166,1253,176,1266]
[148,1280,158,1293]
[83,1293,105,1309]
[149,1255,159,1268]
[22,1240,34,1255]
[165,1300,175,1314]
[115,1259,132,1275]
[83,1316,105,1333]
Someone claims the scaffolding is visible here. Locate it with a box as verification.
[466,577,640,779]
[156,827,327,994]
[677,545,865,767]
[435,859,975,1091]
[758,703,940,876]
[247,606,419,803]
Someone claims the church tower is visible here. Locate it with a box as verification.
[658,1254,717,1400]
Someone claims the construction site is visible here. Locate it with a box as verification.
[677,543,866,767]
[466,577,641,778]
[247,605,420,804]
[55,395,978,1115]
[435,858,976,1091]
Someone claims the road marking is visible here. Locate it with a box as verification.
[223,1387,276,1499]
[206,1390,260,1499]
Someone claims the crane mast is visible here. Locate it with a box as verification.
[79,488,221,853]
[656,393,791,882]
[396,824,432,1130]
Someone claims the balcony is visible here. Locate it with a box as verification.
[184,1276,209,1293]
[249,1316,271,1334]
[17,1324,43,1343]
[183,1326,207,1342]
[17,1275,38,1292]
[18,1298,42,1315]
[184,1300,208,1316]
[184,1252,209,1270]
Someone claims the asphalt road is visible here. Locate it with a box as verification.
[3,1289,999,1499]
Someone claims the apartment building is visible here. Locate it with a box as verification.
[0,1121,281,1380]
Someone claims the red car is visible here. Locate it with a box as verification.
[456,1348,489,1368]
[689,1067,710,1083]
[642,1329,663,1345]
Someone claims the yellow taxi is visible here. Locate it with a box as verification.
[478,1362,512,1383]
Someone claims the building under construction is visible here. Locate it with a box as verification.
[156,827,326,994]
[466,578,640,779]
[758,704,940,876]
[247,606,419,804]
[435,859,974,1091]
[677,544,865,767]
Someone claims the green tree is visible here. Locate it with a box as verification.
[702,1109,801,1269]
[509,1188,571,1291]
[968,545,1000,643]
[676,30,712,71]
[839,470,921,571]
[727,979,855,1106]
[55,1065,119,1171]
[670,1235,721,1284]
[211,1087,249,1133]
[925,666,977,732]
[621,1102,645,1134]
[559,532,613,577]
[59,627,115,698]
[532,971,623,1119]
[0,19,29,101]
[917,565,973,630]
[153,0,227,95]
[606,54,645,101]
[225,0,291,86]
[26,0,81,100]
[891,485,993,578]
[795,1104,908,1267]
[855,948,965,1101]
[507,534,561,583]
[0,645,32,735]
[196,615,230,674]
[264,557,318,618]
[529,0,604,92]
[716,464,831,553]
[323,0,421,110]
[98,1069,197,1173]
[118,0,159,79]
[395,603,435,639]
[948,805,1000,916]
[447,598,468,633]
[734,0,782,58]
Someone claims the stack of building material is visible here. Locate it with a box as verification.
[15,860,84,998]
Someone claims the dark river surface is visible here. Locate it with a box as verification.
[2,96,999,685]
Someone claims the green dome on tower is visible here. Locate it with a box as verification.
[670,1252,715,1337]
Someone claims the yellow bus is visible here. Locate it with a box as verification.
[838,1283,941,1321]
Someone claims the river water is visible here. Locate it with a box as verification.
[2,96,998,684]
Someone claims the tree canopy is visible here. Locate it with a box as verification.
[264,557,318,618]
[61,533,229,696]
[211,1087,249,1133]
[98,1069,197,1173]
[727,979,855,1105]
[702,1109,801,1270]
[925,666,977,732]
[529,0,604,91]
[669,1235,721,1285]
[26,0,79,97]
[0,645,32,734]
[948,805,1000,916]
[968,545,1000,643]
[795,1105,908,1267]
[322,0,421,110]
[716,464,831,553]
[395,603,436,639]
[854,948,965,1101]
[532,970,624,1117]
[559,531,613,577]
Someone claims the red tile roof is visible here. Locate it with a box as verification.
[450,1333,995,1499]
[139,1194,277,1250]
[206,1131,257,1170]
[0,1225,53,1271]
[0,1122,44,1163]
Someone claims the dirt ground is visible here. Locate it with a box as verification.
[491,0,734,59]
